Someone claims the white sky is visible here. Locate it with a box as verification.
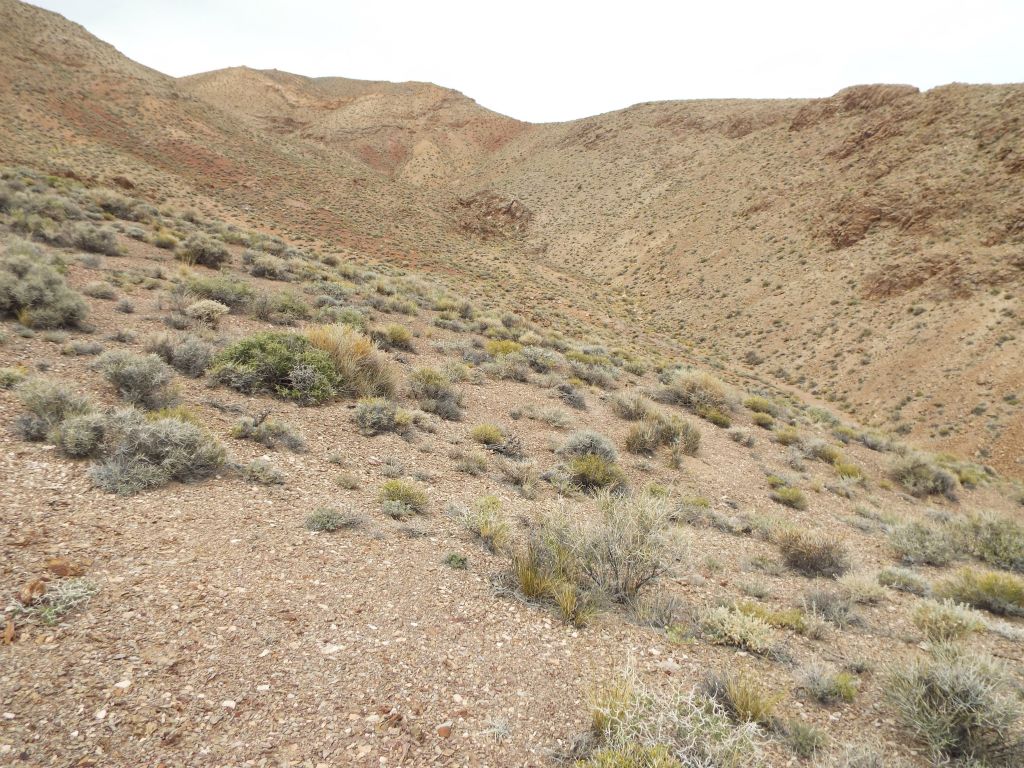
[33,0,1024,123]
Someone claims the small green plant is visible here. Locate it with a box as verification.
[469,423,505,446]
[354,397,409,436]
[370,322,414,351]
[408,367,463,421]
[784,720,829,760]
[444,552,468,569]
[211,331,338,404]
[179,233,230,268]
[10,577,99,625]
[0,241,88,328]
[798,661,858,704]
[14,377,93,441]
[568,453,627,492]
[242,458,285,485]
[704,672,782,726]
[751,412,774,429]
[889,521,958,567]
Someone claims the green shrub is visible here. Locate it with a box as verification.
[0,241,88,328]
[231,414,306,451]
[886,644,1021,763]
[82,280,117,299]
[569,454,627,492]
[68,223,123,256]
[211,332,339,404]
[803,588,855,626]
[743,395,778,416]
[408,367,463,420]
[913,599,987,642]
[379,479,428,516]
[784,720,829,760]
[890,454,959,499]
[776,528,850,577]
[497,458,539,498]
[179,233,229,268]
[469,423,505,446]
[251,290,309,324]
[52,412,106,458]
[773,426,800,446]
[935,567,1024,616]
[96,350,178,409]
[751,412,773,429]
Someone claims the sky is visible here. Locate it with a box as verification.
[33,0,1024,123]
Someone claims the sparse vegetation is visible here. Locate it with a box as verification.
[379,479,428,517]
[935,567,1024,616]
[408,366,463,420]
[0,239,88,328]
[305,507,364,532]
[231,414,306,451]
[776,528,850,577]
[890,454,959,499]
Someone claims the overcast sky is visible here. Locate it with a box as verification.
[33,0,1024,123]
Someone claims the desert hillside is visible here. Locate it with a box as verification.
[2,2,1024,767]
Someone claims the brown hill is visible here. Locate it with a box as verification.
[0,0,1021,479]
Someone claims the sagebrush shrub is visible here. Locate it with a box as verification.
[53,412,106,458]
[185,299,229,327]
[0,241,88,328]
[890,454,959,499]
[408,367,463,420]
[305,507,364,532]
[878,567,931,596]
[96,350,178,409]
[14,377,93,440]
[146,333,214,378]
[956,512,1024,573]
[559,430,618,463]
[179,233,230,268]
[354,397,409,436]
[912,599,986,642]
[187,275,253,308]
[231,414,306,451]
[68,223,123,256]
[89,408,225,495]
[569,453,627,492]
[242,458,285,485]
[889,521,959,566]
[701,605,774,654]
[886,644,1022,763]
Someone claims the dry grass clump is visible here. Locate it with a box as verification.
[96,350,179,410]
[625,413,700,459]
[242,458,285,485]
[509,493,671,625]
[457,495,510,552]
[379,479,428,518]
[934,567,1024,616]
[776,528,851,577]
[184,299,229,328]
[580,667,763,768]
[408,367,463,421]
[890,453,959,499]
[885,644,1022,764]
[370,322,414,351]
[611,391,654,421]
[703,672,782,727]
[656,369,735,426]
[496,457,539,498]
[305,323,397,398]
[469,422,504,446]
[8,577,99,626]
[559,430,626,491]
[0,239,88,328]
[912,599,987,642]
